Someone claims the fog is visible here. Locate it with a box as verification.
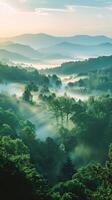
[0,75,110,177]
[12,57,87,70]
[0,83,24,98]
[0,79,102,142]
[0,83,58,140]
[0,81,86,143]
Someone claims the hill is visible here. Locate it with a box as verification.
[44,55,112,75]
[1,34,112,65]
[0,49,31,62]
[0,42,40,59]
[39,42,112,58]
[3,33,112,49]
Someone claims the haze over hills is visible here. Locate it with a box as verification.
[39,41,112,58]
[0,49,32,63]
[0,42,41,59]
[3,33,112,49]
[0,33,112,66]
[1,0,112,198]
[44,55,112,75]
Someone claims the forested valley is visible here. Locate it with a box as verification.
[0,60,112,200]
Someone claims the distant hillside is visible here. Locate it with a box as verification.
[72,67,112,93]
[7,33,60,49]
[44,55,112,75]
[67,35,112,45]
[0,41,70,63]
[0,63,62,89]
[39,42,112,57]
[0,49,31,62]
[3,33,112,49]
[1,34,112,65]
[0,42,40,59]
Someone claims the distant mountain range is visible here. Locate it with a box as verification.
[0,33,112,64]
[0,49,31,62]
[39,41,112,57]
[5,33,112,49]
[0,42,40,60]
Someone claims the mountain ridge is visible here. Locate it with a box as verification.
[43,55,112,75]
[1,33,112,49]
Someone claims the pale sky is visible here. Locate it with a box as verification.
[0,0,112,37]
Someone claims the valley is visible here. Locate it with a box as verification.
[0,34,112,200]
[0,33,112,68]
[1,0,112,199]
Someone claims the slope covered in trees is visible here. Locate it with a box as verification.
[45,55,112,75]
[68,67,112,93]
[0,63,62,88]
[0,88,112,199]
[0,63,112,199]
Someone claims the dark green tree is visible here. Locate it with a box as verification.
[23,86,32,102]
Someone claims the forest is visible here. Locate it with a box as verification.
[68,67,112,94]
[45,55,112,75]
[0,63,62,88]
[0,61,112,200]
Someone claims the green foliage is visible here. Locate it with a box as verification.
[58,158,75,182]
[71,95,112,162]
[48,74,62,88]
[92,144,112,200]
[48,96,75,125]
[23,85,33,102]
[0,63,62,88]
[0,107,19,136]
[0,136,49,200]
[47,55,112,75]
[69,67,112,93]
[0,65,112,200]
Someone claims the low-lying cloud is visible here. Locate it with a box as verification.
[1,0,112,11]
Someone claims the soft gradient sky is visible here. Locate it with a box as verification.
[0,0,112,37]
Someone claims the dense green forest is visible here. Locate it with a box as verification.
[68,67,112,93]
[45,55,112,75]
[0,63,62,88]
[0,63,112,200]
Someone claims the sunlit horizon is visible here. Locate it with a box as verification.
[0,32,112,39]
[0,0,112,38]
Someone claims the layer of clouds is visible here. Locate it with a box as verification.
[73,0,112,7]
[0,0,112,37]
[1,0,112,11]
[35,5,76,16]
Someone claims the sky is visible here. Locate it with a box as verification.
[0,0,112,37]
